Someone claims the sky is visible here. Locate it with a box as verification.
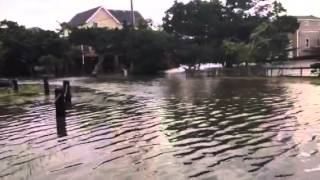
[1,0,320,31]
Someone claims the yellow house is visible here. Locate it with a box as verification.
[68,6,144,29]
[65,6,145,75]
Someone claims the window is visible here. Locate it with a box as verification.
[92,22,98,28]
[306,38,310,48]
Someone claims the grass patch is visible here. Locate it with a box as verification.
[311,79,320,85]
[0,84,44,105]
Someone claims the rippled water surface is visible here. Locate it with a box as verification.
[1,75,320,180]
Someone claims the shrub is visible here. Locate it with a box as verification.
[310,63,320,77]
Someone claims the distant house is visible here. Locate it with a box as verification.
[292,15,320,58]
[63,6,146,74]
[68,6,145,29]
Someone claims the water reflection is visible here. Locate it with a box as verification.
[158,77,297,177]
[0,76,320,179]
[56,117,67,137]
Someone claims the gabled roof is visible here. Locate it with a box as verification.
[108,9,144,25]
[69,6,100,27]
[68,6,145,27]
[295,15,320,20]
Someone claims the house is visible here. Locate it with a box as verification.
[68,6,145,29]
[64,6,145,74]
[292,15,320,58]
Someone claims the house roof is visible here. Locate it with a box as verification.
[295,15,320,20]
[69,6,100,27]
[68,6,144,27]
[108,9,144,25]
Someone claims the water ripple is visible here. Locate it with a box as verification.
[0,77,320,179]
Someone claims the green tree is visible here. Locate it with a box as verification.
[222,40,252,67]
[0,20,71,76]
[129,30,173,74]
[163,0,298,67]
[38,55,63,76]
[69,27,174,75]
[69,27,116,74]
[311,63,320,77]
[248,16,299,63]
[163,0,225,45]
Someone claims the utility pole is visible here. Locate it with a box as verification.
[81,44,85,74]
[129,0,135,73]
[130,0,136,28]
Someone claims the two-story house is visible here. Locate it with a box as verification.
[61,6,145,37]
[292,16,320,57]
[68,6,144,29]
[64,6,145,74]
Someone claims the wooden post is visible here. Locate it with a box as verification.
[55,88,65,118]
[270,69,273,77]
[12,79,19,92]
[56,116,67,137]
[55,88,67,137]
[278,69,281,77]
[300,67,303,77]
[43,77,50,95]
[63,81,72,105]
[265,68,268,77]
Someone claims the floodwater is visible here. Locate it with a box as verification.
[1,75,320,180]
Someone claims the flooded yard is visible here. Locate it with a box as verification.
[1,75,320,180]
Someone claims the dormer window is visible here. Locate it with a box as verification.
[306,38,310,48]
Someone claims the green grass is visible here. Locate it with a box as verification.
[0,84,44,105]
[311,79,320,85]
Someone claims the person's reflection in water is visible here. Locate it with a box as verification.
[56,117,67,137]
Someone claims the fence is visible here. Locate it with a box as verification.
[265,67,316,77]
[203,67,317,77]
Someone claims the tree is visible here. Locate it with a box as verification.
[69,27,175,75]
[69,28,114,54]
[163,0,299,68]
[311,63,320,77]
[0,20,71,76]
[69,27,116,74]
[0,20,31,76]
[222,40,252,67]
[163,0,229,67]
[118,29,174,74]
[248,16,298,63]
[163,0,225,44]
[38,55,63,76]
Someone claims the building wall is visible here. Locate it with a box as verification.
[295,19,320,57]
[84,8,122,29]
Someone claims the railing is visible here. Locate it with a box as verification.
[265,67,316,77]
[203,67,317,77]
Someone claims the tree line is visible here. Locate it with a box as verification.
[0,0,299,77]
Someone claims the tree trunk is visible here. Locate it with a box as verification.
[113,55,119,72]
[129,60,134,73]
[92,54,104,76]
[225,61,233,68]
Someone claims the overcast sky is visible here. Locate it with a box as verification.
[1,0,320,30]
